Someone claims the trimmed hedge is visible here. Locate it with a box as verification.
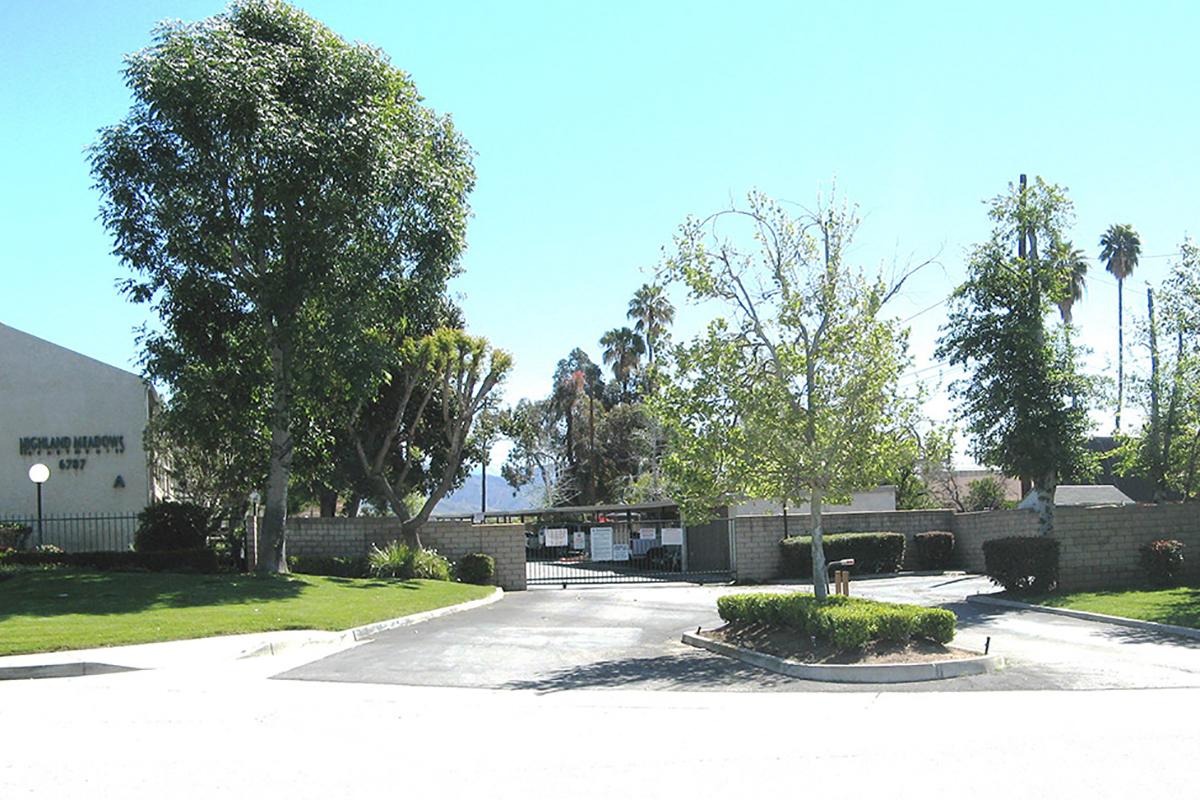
[0,548,220,573]
[1139,539,1185,585]
[982,536,1059,593]
[779,532,906,577]
[134,501,211,552]
[456,553,495,585]
[913,531,955,570]
[287,555,368,578]
[716,591,956,651]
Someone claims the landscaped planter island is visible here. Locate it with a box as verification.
[684,591,1003,683]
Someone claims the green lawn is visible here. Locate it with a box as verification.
[1027,584,1200,630]
[0,570,493,656]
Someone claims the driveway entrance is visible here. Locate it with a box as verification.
[276,576,1200,692]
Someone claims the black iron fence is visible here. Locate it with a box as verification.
[0,512,139,553]
[525,517,732,585]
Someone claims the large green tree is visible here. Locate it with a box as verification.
[654,190,920,598]
[1117,241,1200,500]
[600,326,645,400]
[1099,223,1142,431]
[91,1,475,571]
[937,177,1096,535]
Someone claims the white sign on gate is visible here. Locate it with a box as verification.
[661,527,684,546]
[589,526,614,561]
[543,527,568,547]
[612,543,631,562]
[637,527,657,540]
[572,530,586,550]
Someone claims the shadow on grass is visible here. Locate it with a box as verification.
[0,570,315,621]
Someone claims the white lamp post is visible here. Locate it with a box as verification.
[28,463,50,547]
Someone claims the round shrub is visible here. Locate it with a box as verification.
[457,553,495,585]
[134,501,211,552]
[982,536,1059,594]
[874,608,917,643]
[779,532,907,578]
[914,609,956,644]
[1139,539,1184,585]
[913,531,955,570]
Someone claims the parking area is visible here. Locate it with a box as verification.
[276,574,1200,692]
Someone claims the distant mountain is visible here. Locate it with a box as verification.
[433,473,538,515]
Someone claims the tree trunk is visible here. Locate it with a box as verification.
[257,340,293,573]
[318,487,338,518]
[1116,278,1125,432]
[345,494,362,518]
[1031,472,1057,537]
[810,490,829,600]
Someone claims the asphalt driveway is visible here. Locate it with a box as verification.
[276,574,1200,692]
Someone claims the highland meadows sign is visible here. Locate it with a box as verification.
[18,434,127,456]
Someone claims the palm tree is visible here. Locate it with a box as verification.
[1053,240,1089,324]
[599,327,645,399]
[1099,223,1142,431]
[627,283,675,368]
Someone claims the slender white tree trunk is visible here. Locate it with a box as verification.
[1031,472,1057,537]
[810,490,828,599]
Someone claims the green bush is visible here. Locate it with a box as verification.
[456,553,495,585]
[779,532,906,577]
[715,591,956,651]
[1139,539,1184,585]
[287,555,368,578]
[367,541,452,581]
[0,548,219,573]
[965,476,1007,511]
[411,548,452,581]
[0,523,32,551]
[134,501,212,552]
[982,536,1059,593]
[913,531,955,570]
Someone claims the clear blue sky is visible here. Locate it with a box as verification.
[3,1,1197,464]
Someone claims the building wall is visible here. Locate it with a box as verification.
[1,323,154,517]
[731,504,1200,591]
[265,517,527,591]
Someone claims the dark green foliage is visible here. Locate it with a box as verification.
[715,592,956,651]
[456,553,495,585]
[134,501,212,552]
[287,555,368,578]
[982,536,1060,593]
[0,548,220,573]
[367,541,453,581]
[0,523,32,551]
[779,532,906,577]
[1139,539,1185,585]
[913,531,955,570]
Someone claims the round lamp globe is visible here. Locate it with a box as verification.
[28,463,51,484]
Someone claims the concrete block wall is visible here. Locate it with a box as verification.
[1050,505,1200,591]
[257,517,527,590]
[951,509,1038,571]
[731,503,1200,590]
[732,509,958,580]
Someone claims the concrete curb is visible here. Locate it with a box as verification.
[966,593,1200,641]
[682,630,1004,684]
[237,586,505,658]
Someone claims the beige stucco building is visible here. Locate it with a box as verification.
[1,322,164,517]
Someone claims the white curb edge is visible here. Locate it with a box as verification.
[682,630,1004,684]
[966,593,1200,641]
[237,586,504,658]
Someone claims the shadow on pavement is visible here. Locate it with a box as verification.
[500,652,799,692]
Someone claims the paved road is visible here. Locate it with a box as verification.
[5,661,1197,799]
[277,575,1200,692]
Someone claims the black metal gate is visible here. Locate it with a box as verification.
[525,517,732,585]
